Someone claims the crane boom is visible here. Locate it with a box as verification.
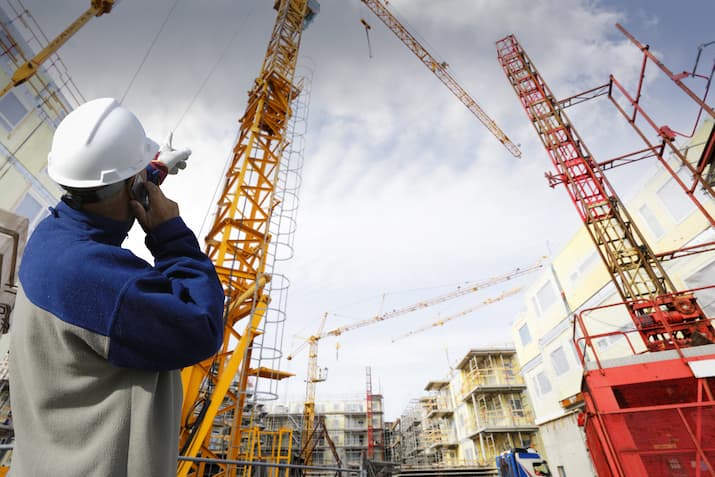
[325,257,545,338]
[391,286,523,342]
[0,1,115,97]
[360,0,521,157]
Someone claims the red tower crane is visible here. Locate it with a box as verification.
[365,366,374,460]
[496,32,715,476]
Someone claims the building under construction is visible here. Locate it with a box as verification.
[397,348,542,474]
[264,393,387,474]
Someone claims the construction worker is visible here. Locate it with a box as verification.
[8,98,225,476]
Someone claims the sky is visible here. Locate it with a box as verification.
[15,0,715,420]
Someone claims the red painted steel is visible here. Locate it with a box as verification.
[495,34,715,352]
[573,289,715,476]
[496,31,715,477]
[366,366,374,459]
[606,23,715,221]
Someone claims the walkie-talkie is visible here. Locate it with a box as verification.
[131,174,150,210]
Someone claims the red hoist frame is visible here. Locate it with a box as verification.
[497,29,715,477]
[366,366,374,460]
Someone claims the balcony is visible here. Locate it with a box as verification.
[460,370,526,399]
[462,410,538,437]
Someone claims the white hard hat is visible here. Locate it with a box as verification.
[48,97,159,188]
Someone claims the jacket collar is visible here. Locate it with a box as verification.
[53,200,132,246]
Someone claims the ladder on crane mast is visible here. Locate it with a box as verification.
[177,1,320,476]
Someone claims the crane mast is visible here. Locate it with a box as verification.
[497,34,715,476]
[178,1,318,475]
[495,35,715,351]
[360,0,522,158]
[301,313,329,466]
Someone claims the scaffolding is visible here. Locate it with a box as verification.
[455,349,541,467]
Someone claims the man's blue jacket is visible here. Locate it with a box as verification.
[9,200,225,476]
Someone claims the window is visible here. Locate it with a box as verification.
[638,203,665,239]
[534,281,557,314]
[14,192,44,226]
[570,250,600,283]
[536,371,552,395]
[519,324,532,345]
[464,447,474,462]
[550,346,569,375]
[0,91,28,131]
[533,461,551,476]
[510,398,524,417]
[657,176,695,222]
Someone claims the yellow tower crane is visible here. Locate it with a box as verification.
[286,257,546,466]
[360,0,522,157]
[0,0,116,97]
[177,1,319,476]
[391,286,523,342]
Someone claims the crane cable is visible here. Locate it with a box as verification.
[176,4,257,241]
[171,11,252,133]
[120,0,181,104]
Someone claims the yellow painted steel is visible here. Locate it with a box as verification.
[177,297,268,477]
[0,1,115,97]
[360,0,521,157]
[178,1,315,475]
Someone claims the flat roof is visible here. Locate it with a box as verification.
[456,348,516,370]
[424,380,449,391]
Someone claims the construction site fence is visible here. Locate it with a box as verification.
[0,446,363,476]
[178,456,362,475]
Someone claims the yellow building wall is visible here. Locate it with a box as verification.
[0,168,28,210]
[13,120,54,173]
[0,97,64,220]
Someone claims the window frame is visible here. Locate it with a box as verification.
[0,90,30,132]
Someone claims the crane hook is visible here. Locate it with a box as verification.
[360,18,373,59]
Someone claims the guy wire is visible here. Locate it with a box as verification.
[120,0,181,104]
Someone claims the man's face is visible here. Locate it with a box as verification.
[128,168,149,208]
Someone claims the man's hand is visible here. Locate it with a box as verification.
[130,181,180,232]
[156,133,191,175]
[146,133,192,185]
